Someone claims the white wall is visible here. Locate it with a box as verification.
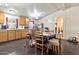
[4,14,19,29]
[38,6,79,40]
[64,6,79,39]
[38,10,64,31]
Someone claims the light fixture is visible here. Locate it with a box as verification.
[8,8,16,14]
[31,9,42,19]
[9,10,15,14]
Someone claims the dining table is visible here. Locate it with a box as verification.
[37,32,56,44]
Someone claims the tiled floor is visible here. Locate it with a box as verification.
[62,41,79,55]
[0,39,36,55]
[0,39,79,55]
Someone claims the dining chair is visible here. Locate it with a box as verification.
[33,30,48,55]
[48,38,63,55]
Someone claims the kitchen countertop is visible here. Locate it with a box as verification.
[0,29,26,31]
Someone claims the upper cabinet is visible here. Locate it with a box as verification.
[19,16,26,25]
[0,12,4,24]
[26,18,29,24]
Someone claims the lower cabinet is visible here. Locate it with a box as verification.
[8,30,16,41]
[0,29,27,43]
[0,30,7,42]
[16,30,22,39]
[21,30,27,38]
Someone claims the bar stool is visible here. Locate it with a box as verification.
[49,39,63,55]
[33,30,48,55]
[53,40,59,54]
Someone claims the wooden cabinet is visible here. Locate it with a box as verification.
[21,30,27,38]
[19,16,26,25]
[0,29,27,43]
[0,12,4,24]
[16,30,22,39]
[0,30,7,42]
[26,18,29,24]
[8,30,16,40]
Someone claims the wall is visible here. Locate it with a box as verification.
[3,13,29,29]
[63,6,79,39]
[38,10,64,31]
[38,6,79,40]
[4,14,19,29]
[39,10,63,30]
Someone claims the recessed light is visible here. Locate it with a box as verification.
[30,9,42,19]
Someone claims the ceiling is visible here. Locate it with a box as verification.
[0,3,79,19]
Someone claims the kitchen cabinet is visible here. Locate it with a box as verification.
[0,12,4,24]
[21,29,27,38]
[16,30,22,39]
[19,16,26,25]
[8,30,16,40]
[0,30,7,42]
[0,29,27,43]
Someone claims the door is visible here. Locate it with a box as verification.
[55,16,64,39]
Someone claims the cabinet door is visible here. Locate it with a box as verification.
[19,16,26,25]
[16,30,22,39]
[0,30,7,42]
[22,30,27,38]
[0,12,4,24]
[8,30,16,40]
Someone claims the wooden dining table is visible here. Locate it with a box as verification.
[33,31,54,40]
[37,32,56,44]
[33,31,57,54]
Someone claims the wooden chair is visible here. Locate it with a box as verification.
[49,39,63,55]
[25,29,34,47]
[24,30,30,47]
[33,30,48,55]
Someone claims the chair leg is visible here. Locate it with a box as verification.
[46,48,48,54]
[52,45,53,54]
[35,42,37,55]
[24,37,29,47]
[56,46,59,55]
[46,44,48,54]
[54,45,55,54]
[55,46,57,54]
